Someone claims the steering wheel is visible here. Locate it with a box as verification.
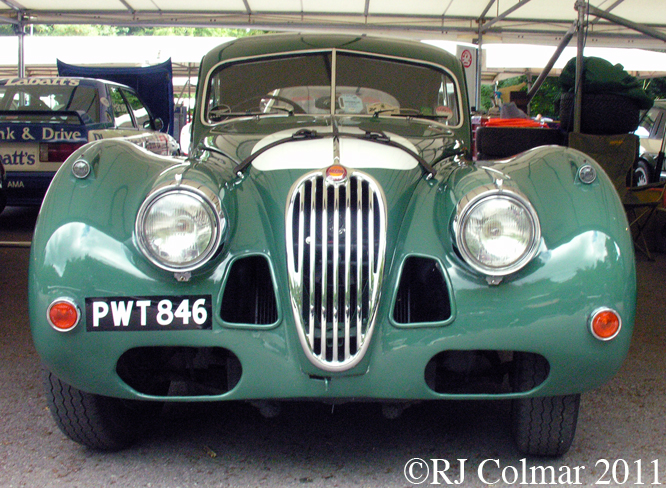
[232,94,306,114]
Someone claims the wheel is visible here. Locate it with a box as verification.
[632,159,652,186]
[45,371,158,450]
[510,353,580,457]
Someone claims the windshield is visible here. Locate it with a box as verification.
[0,82,100,123]
[206,51,460,125]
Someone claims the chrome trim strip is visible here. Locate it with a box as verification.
[309,181,317,345]
[344,180,352,359]
[320,177,328,357]
[356,176,363,351]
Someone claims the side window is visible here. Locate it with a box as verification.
[109,86,135,128]
[640,107,659,136]
[654,112,666,142]
[122,89,152,129]
[66,87,100,123]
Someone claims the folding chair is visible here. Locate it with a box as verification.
[623,130,666,261]
[624,181,666,260]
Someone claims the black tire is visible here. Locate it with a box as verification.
[475,126,563,159]
[559,92,639,135]
[511,353,580,457]
[45,371,154,450]
[632,159,652,186]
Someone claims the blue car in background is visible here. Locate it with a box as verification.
[0,77,179,212]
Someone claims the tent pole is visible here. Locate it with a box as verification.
[15,11,25,78]
[588,4,666,43]
[526,21,576,102]
[573,0,587,134]
[475,27,483,111]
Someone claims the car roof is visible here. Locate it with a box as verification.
[200,33,463,75]
[0,77,134,91]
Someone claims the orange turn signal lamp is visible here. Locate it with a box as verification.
[589,308,621,341]
[47,298,80,332]
[326,164,347,182]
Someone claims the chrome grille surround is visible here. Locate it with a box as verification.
[286,167,387,372]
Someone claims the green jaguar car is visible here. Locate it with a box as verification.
[29,34,636,456]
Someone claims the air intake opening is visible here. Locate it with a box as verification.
[425,350,548,395]
[393,257,451,324]
[117,346,241,397]
[221,255,278,325]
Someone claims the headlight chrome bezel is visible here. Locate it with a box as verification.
[454,185,541,278]
[135,181,226,273]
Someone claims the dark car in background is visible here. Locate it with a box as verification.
[634,99,666,185]
[0,77,179,212]
[0,160,5,212]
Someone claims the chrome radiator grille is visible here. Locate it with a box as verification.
[286,168,387,372]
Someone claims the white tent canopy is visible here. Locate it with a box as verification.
[1,35,663,85]
[1,0,665,49]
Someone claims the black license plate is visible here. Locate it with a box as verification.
[85,295,212,331]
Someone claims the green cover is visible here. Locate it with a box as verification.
[559,56,654,110]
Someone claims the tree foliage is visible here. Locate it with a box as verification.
[0,24,268,37]
[642,77,666,100]
[479,75,561,118]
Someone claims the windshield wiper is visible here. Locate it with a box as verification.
[235,128,324,176]
[362,128,391,143]
[371,108,442,120]
[209,108,294,122]
[355,128,435,179]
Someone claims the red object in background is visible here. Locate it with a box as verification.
[484,118,547,128]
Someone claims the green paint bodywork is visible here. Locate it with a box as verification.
[29,34,636,403]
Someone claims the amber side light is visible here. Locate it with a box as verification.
[590,309,621,341]
[47,299,80,332]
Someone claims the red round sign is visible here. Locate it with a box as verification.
[460,49,473,68]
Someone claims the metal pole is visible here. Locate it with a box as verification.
[15,12,25,78]
[526,21,577,102]
[573,0,587,134]
[588,4,666,43]
[475,27,483,112]
[0,241,31,248]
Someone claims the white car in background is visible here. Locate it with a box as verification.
[0,77,179,211]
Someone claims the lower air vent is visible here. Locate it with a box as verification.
[117,347,242,397]
[424,351,548,395]
[393,257,451,324]
[221,256,278,325]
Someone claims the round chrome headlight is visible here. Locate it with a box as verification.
[454,186,541,277]
[136,183,225,272]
